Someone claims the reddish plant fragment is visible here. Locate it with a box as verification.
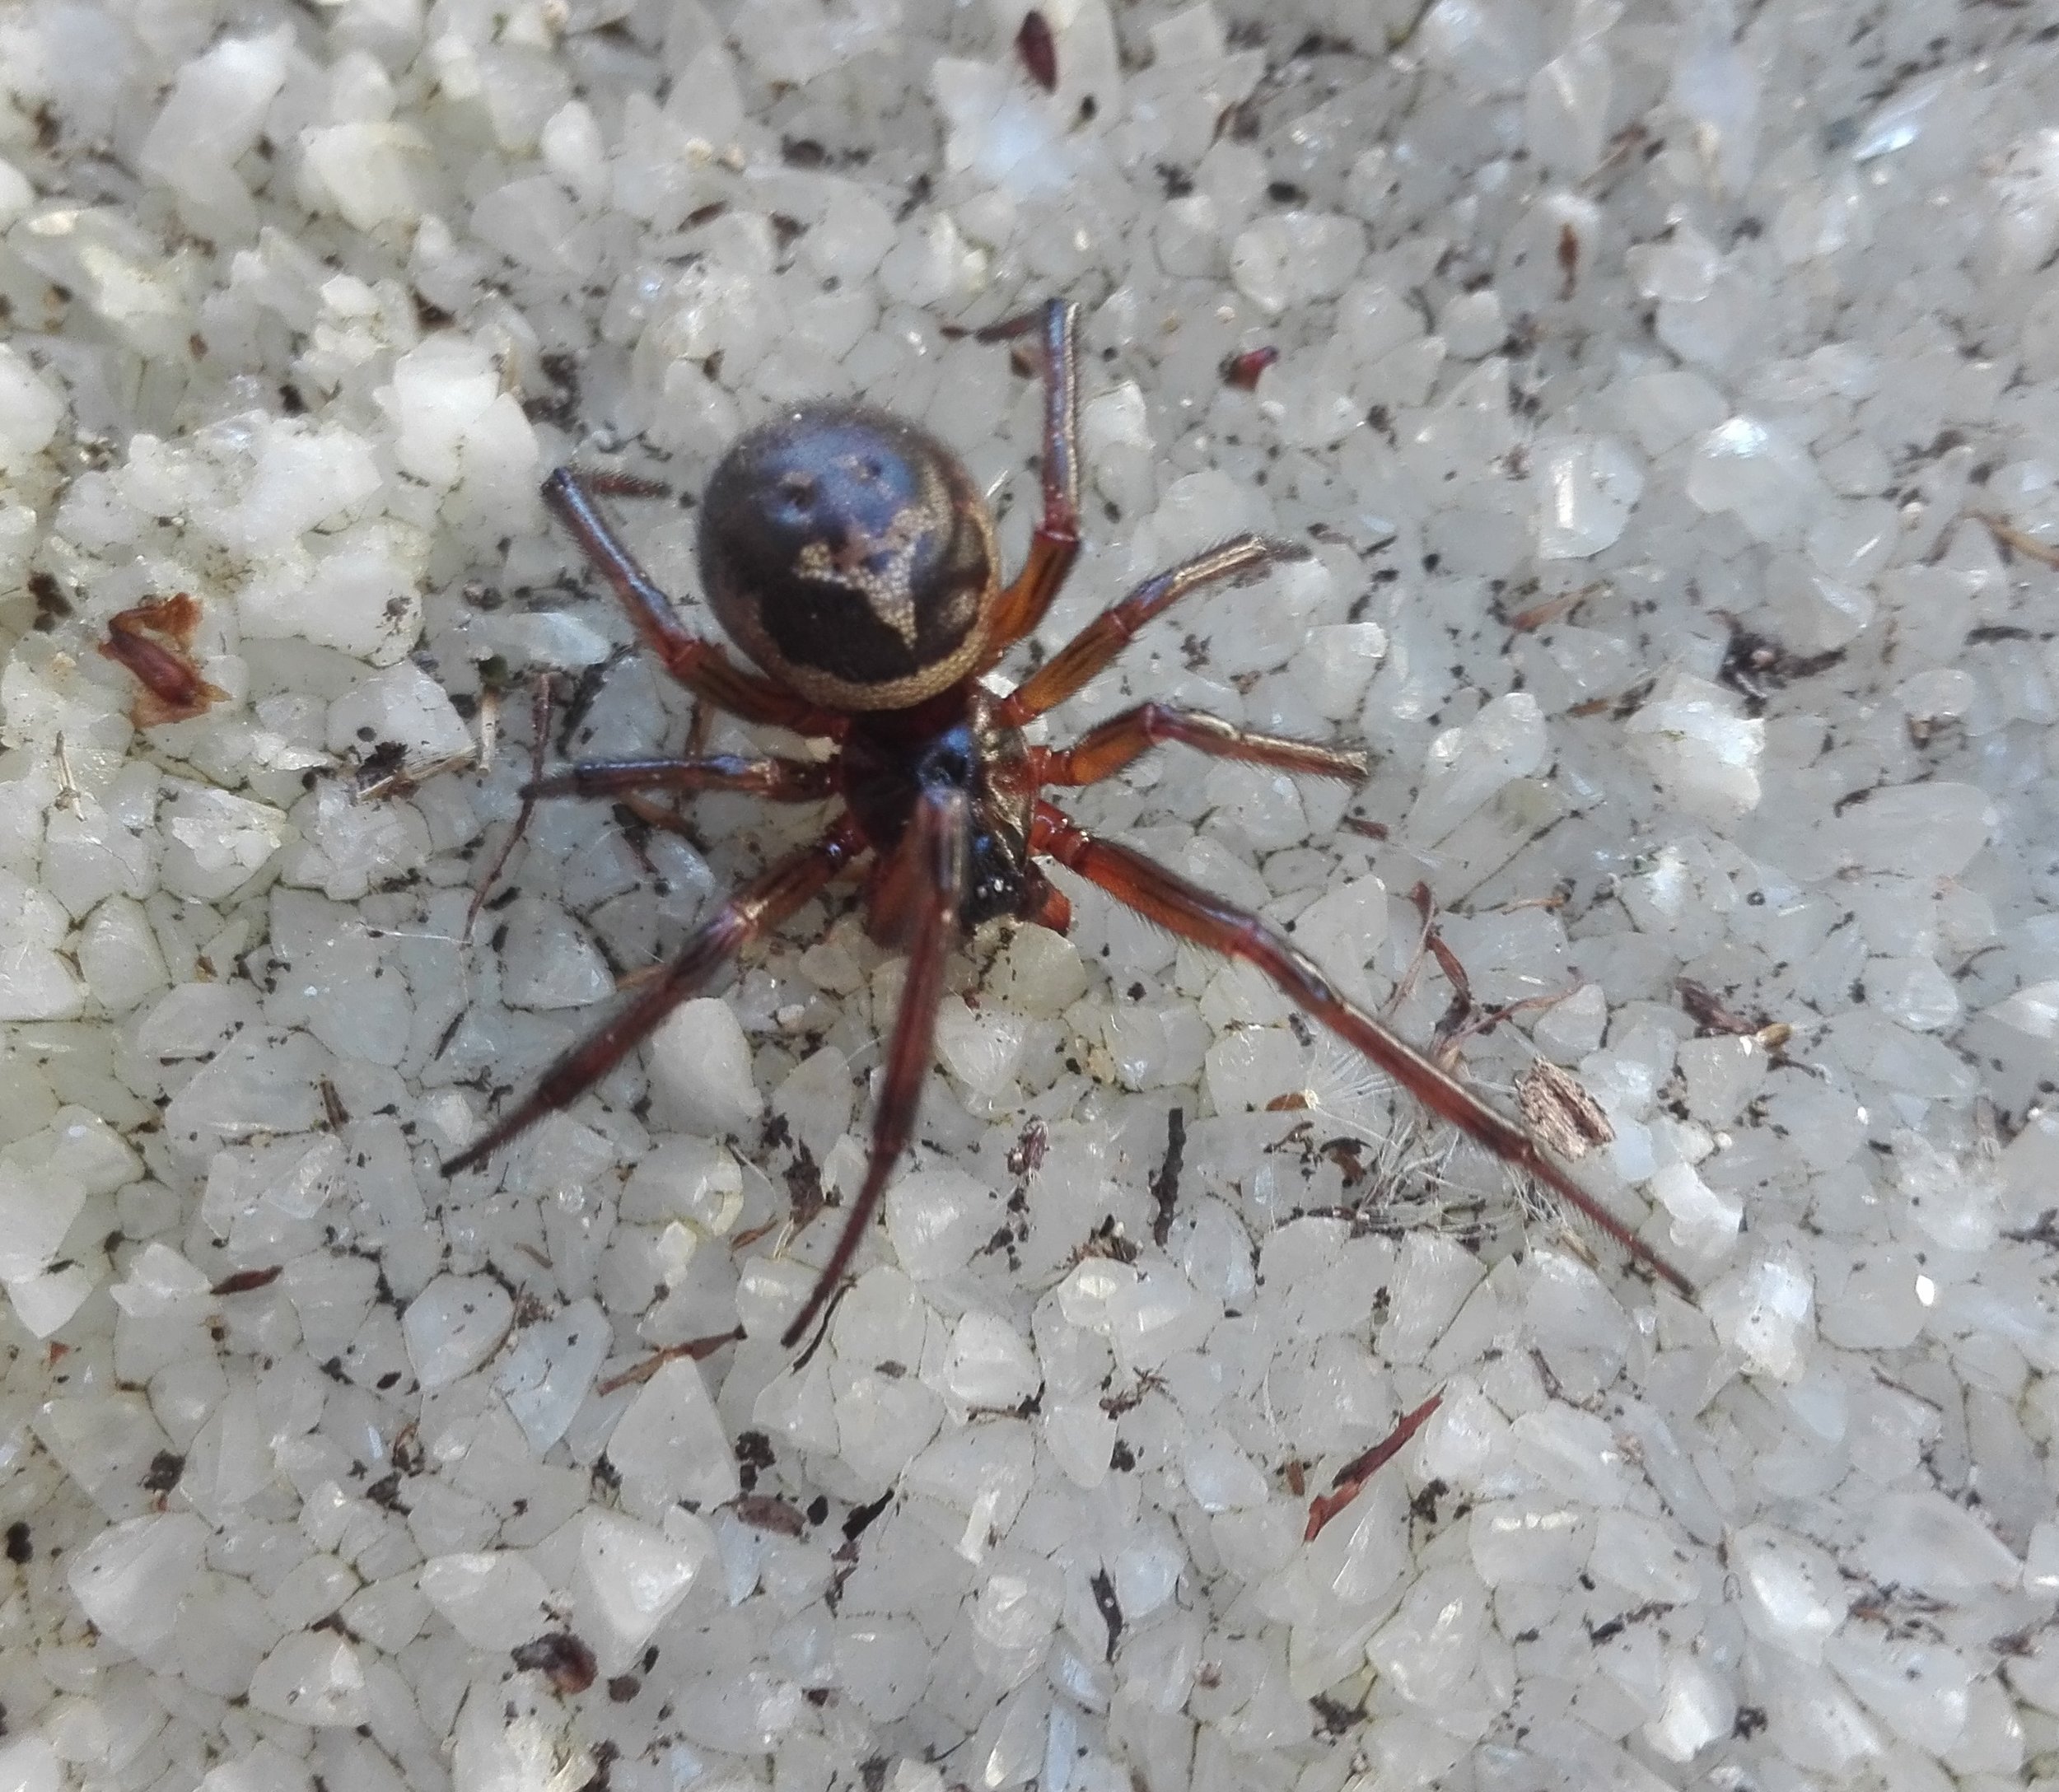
[98,593,229,726]
[1016,9,1058,91]
[594,1326,745,1397]
[211,1266,283,1296]
[511,1631,597,1695]
[1222,346,1280,390]
[1303,1391,1441,1541]
[731,1496,809,1538]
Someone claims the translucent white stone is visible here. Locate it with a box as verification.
[1670,22,1758,191]
[1831,782,1996,878]
[1403,692,1548,845]
[1509,1405,1632,1508]
[0,872,85,1020]
[607,1357,740,1516]
[1982,979,2059,1041]
[1864,955,1960,1032]
[1526,35,1612,172]
[1897,665,1977,720]
[0,1737,62,1792]
[400,1274,515,1391]
[1627,227,1720,303]
[1705,1252,1814,1381]
[246,1631,371,1727]
[1591,1509,1703,1604]
[1616,370,1724,463]
[300,123,428,231]
[241,524,426,665]
[1438,289,1505,359]
[936,996,1033,1098]
[497,1298,610,1454]
[67,1513,208,1652]
[1202,1024,1302,1113]
[1412,1379,1506,1494]
[575,1508,713,1673]
[0,345,66,472]
[1645,1651,1735,1762]
[418,1551,553,1650]
[0,1155,89,1284]
[1686,417,1826,544]
[943,1311,1039,1408]
[1417,0,1543,95]
[1623,671,1763,826]
[1535,436,1642,558]
[1650,1160,1742,1259]
[108,1242,214,1318]
[1366,1564,1488,1705]
[877,212,986,308]
[1178,1429,1268,1513]
[969,1563,1060,1685]
[1467,1499,1593,1587]
[1856,1490,2020,1597]
[1731,1521,1847,1662]
[647,996,764,1136]
[1825,1626,1972,1755]
[497,897,613,1011]
[1229,212,1363,315]
[837,1614,932,1721]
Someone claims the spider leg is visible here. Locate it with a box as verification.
[982,299,1081,661]
[443,813,866,1177]
[997,535,1306,725]
[527,755,837,802]
[1030,801,1693,1297]
[1036,702,1368,786]
[543,469,847,739]
[782,786,969,1346]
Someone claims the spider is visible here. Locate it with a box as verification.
[444,300,1690,1344]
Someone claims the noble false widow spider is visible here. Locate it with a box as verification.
[444,301,1691,1344]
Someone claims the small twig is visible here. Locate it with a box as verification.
[593,1327,743,1397]
[465,673,554,942]
[1150,1107,1186,1247]
[1676,976,1757,1037]
[1303,1392,1442,1541]
[1977,511,2059,568]
[1384,881,1441,1018]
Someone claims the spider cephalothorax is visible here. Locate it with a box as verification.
[446,300,1690,1347]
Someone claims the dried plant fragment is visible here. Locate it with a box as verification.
[1221,346,1280,390]
[1515,1059,1614,1161]
[98,593,229,726]
[1304,1392,1442,1540]
[1015,9,1058,91]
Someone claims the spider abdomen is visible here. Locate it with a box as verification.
[699,404,998,712]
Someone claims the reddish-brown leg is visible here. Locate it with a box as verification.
[1036,702,1368,787]
[443,814,867,1176]
[997,535,1305,726]
[544,469,847,739]
[1030,802,1693,1297]
[527,755,837,802]
[782,788,969,1346]
[980,299,1081,661]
